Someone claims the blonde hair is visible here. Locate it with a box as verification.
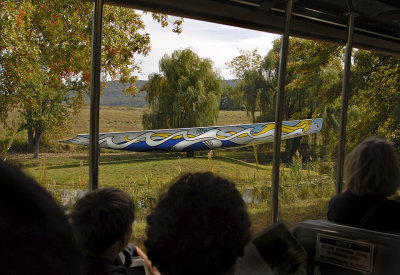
[345,136,400,196]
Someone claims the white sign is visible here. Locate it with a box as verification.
[316,233,374,273]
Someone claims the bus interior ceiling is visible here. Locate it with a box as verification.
[103,0,400,56]
[87,0,400,219]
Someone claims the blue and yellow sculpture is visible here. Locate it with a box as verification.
[61,118,323,152]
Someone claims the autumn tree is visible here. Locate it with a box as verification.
[226,49,263,79]
[226,49,272,122]
[236,70,269,122]
[0,0,182,157]
[18,72,78,157]
[143,49,222,129]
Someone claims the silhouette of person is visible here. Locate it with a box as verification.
[0,161,84,274]
[145,172,251,275]
[328,136,400,233]
[70,187,158,275]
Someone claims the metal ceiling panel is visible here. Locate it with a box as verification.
[102,0,400,56]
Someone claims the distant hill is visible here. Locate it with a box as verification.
[96,80,147,107]
[88,79,238,107]
[223,79,239,88]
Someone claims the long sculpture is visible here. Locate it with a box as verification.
[61,118,323,152]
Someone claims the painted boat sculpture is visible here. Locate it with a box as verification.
[60,118,323,152]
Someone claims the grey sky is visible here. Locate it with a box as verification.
[137,12,279,80]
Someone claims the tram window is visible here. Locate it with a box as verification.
[3,1,399,273]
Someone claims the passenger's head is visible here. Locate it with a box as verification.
[70,187,135,258]
[345,136,400,196]
[145,172,251,275]
[0,161,84,274]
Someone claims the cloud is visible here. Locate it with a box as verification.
[137,12,279,80]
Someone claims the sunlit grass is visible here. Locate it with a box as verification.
[7,150,336,250]
[2,107,336,251]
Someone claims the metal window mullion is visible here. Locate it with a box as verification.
[271,0,293,224]
[336,11,355,194]
[89,0,104,191]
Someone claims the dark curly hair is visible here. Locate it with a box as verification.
[70,187,135,255]
[145,172,251,275]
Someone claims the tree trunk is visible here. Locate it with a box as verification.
[28,126,34,151]
[285,137,301,160]
[33,131,42,159]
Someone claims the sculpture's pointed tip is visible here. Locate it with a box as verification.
[59,134,90,145]
[313,118,323,130]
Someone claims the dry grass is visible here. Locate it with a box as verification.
[216,110,252,125]
[61,105,251,139]
[248,198,330,234]
[67,105,146,136]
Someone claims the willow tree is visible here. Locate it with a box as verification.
[143,49,222,130]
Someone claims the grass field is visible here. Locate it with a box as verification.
[72,105,253,134]
[2,106,335,249]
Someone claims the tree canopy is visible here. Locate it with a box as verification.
[143,49,222,129]
[225,49,263,79]
[227,38,400,156]
[348,51,400,148]
[227,39,343,158]
[0,0,181,157]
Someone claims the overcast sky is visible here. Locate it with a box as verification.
[136,12,279,80]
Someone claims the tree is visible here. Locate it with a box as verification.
[283,39,342,157]
[227,39,342,158]
[219,85,243,111]
[237,69,269,122]
[226,49,263,79]
[0,0,181,157]
[143,49,222,130]
[226,49,274,122]
[18,72,77,158]
[347,50,400,149]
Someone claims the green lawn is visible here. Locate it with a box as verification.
[7,150,335,250]
[3,107,335,251]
